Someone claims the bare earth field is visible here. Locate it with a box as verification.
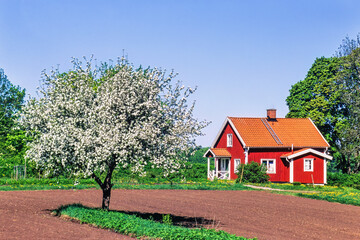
[0,189,360,240]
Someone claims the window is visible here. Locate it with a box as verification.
[227,134,233,147]
[234,159,241,172]
[304,158,313,172]
[261,159,276,174]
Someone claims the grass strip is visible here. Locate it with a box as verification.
[113,181,252,191]
[297,191,360,206]
[55,204,255,240]
[252,183,360,206]
[0,178,253,191]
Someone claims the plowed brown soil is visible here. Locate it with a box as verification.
[0,189,359,240]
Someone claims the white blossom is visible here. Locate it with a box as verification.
[21,57,209,180]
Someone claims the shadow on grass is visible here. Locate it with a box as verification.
[50,203,220,229]
[117,210,218,228]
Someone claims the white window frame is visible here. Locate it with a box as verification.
[234,159,241,173]
[227,134,233,147]
[261,159,276,174]
[304,158,314,172]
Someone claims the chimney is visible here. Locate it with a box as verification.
[267,109,276,120]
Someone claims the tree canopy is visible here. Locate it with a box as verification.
[21,58,209,209]
[286,34,360,174]
[286,57,347,170]
[335,35,360,173]
[0,69,27,177]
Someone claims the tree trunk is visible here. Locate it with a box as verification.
[102,182,112,211]
[92,163,115,211]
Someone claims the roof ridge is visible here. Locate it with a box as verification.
[228,116,309,120]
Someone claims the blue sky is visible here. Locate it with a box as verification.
[1,0,360,146]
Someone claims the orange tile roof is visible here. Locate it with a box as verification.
[228,117,329,148]
[209,148,231,157]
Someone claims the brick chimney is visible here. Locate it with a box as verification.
[267,109,276,119]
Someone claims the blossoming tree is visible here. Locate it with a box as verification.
[21,58,209,210]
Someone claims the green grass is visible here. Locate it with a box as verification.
[0,178,252,191]
[298,189,360,206]
[112,180,252,191]
[0,177,97,191]
[251,182,360,206]
[54,204,255,240]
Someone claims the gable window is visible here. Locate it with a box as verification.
[261,159,276,174]
[227,134,233,147]
[304,158,313,172]
[234,159,241,172]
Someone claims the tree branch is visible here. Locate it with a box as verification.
[92,173,103,188]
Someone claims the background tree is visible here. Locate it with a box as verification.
[335,34,360,173]
[21,58,209,210]
[0,69,27,177]
[286,57,347,171]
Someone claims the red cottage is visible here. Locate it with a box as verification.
[204,109,332,184]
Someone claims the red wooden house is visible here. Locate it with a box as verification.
[204,109,332,184]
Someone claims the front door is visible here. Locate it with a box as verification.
[220,158,229,171]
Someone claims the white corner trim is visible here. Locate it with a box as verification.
[286,148,333,160]
[324,158,327,184]
[289,160,294,183]
[308,118,330,147]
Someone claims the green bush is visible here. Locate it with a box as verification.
[235,162,269,183]
[327,172,360,187]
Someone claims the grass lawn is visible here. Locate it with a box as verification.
[0,178,252,191]
[54,204,255,240]
[1,177,360,207]
[251,182,360,206]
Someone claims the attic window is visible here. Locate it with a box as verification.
[227,134,233,147]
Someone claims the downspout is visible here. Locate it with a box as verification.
[324,147,328,184]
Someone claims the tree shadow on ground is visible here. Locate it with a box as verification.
[47,204,221,229]
[113,210,221,228]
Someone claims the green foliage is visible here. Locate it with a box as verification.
[286,57,347,171]
[115,162,208,183]
[162,214,172,225]
[0,177,96,191]
[335,35,360,173]
[55,204,254,240]
[292,182,301,186]
[188,147,209,164]
[0,68,29,177]
[235,162,269,183]
[327,172,360,188]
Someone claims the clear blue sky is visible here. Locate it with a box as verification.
[1,0,359,146]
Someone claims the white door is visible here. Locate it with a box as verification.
[220,158,229,171]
